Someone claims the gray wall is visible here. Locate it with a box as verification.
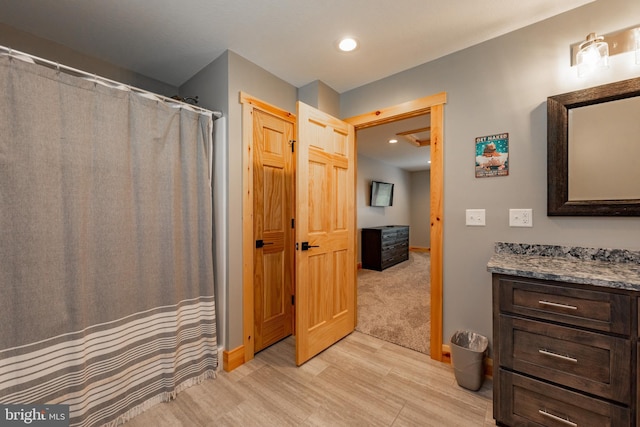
[181,50,298,350]
[180,52,230,351]
[298,80,340,117]
[409,170,430,248]
[226,52,297,350]
[341,0,640,351]
[0,23,176,96]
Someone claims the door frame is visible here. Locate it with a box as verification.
[240,92,297,364]
[239,91,446,365]
[344,92,446,361]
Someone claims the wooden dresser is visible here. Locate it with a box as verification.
[361,226,409,271]
[489,243,640,427]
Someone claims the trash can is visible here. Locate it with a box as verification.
[450,330,488,391]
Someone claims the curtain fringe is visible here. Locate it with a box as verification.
[104,370,217,427]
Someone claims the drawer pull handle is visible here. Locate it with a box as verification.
[538,300,578,310]
[538,409,577,426]
[538,349,578,363]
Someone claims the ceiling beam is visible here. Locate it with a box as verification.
[396,126,431,146]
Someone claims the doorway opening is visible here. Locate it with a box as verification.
[238,92,445,370]
[345,92,445,361]
[354,112,431,355]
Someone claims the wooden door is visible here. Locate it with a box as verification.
[253,109,294,352]
[295,101,356,365]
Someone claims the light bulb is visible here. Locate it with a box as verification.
[338,38,358,52]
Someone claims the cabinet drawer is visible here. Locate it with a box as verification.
[498,276,630,334]
[637,297,640,337]
[500,315,631,403]
[499,371,629,427]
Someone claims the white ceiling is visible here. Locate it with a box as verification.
[0,0,594,172]
[0,0,593,93]
[357,115,432,172]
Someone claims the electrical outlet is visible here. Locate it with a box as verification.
[466,209,486,226]
[509,209,533,227]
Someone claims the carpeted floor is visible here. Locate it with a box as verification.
[356,251,430,354]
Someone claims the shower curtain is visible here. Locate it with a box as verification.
[0,55,217,426]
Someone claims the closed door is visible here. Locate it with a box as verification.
[295,101,356,365]
[253,109,294,352]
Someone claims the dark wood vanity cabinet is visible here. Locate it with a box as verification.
[361,226,409,271]
[493,274,634,426]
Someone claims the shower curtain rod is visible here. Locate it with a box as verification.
[0,45,222,119]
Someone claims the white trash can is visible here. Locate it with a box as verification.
[450,330,488,391]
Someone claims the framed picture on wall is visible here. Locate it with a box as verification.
[475,133,509,178]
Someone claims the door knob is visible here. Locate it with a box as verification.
[255,239,274,249]
[301,242,319,251]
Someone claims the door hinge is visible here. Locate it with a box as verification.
[291,218,295,229]
[291,295,295,305]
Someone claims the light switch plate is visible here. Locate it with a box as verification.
[466,209,486,226]
[509,209,533,227]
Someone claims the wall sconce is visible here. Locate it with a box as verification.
[571,25,640,77]
[575,33,609,77]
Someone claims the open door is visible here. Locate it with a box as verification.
[295,101,356,365]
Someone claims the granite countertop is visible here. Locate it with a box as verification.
[487,242,640,290]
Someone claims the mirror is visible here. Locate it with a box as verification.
[547,77,640,216]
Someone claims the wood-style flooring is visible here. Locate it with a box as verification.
[124,332,495,426]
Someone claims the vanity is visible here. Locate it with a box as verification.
[488,242,640,426]
[486,76,640,425]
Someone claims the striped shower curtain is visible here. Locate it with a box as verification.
[0,54,217,426]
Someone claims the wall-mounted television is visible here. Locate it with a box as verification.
[370,180,394,207]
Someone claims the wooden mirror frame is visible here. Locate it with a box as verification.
[547,76,640,216]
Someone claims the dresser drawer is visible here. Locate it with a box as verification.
[498,276,630,334]
[382,241,407,255]
[381,240,397,251]
[499,371,630,427]
[381,251,406,268]
[395,227,409,240]
[381,231,398,242]
[381,252,396,266]
[381,253,409,270]
[500,315,631,403]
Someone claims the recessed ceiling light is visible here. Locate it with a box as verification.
[388,139,398,144]
[338,37,358,52]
